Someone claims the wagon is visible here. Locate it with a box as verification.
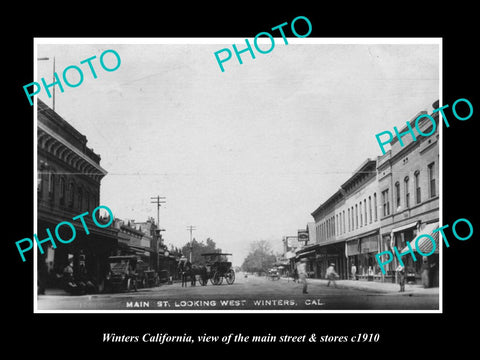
[199,252,235,286]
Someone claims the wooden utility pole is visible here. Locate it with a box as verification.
[186,225,197,262]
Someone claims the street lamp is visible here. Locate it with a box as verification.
[37,56,56,110]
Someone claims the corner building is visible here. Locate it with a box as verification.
[37,99,118,293]
[377,101,440,286]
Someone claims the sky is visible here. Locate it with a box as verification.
[36,39,440,266]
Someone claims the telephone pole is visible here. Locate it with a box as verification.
[151,196,166,242]
[186,225,197,263]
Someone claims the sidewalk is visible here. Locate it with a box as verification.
[282,277,439,295]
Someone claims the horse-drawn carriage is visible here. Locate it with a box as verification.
[179,252,235,286]
[201,252,235,285]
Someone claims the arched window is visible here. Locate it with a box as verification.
[364,199,367,226]
[404,177,410,208]
[368,196,372,223]
[414,170,421,204]
[395,181,401,210]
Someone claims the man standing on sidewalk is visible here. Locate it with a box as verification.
[396,265,406,292]
[351,263,357,281]
[297,258,308,294]
[326,263,339,288]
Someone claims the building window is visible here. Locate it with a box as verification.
[404,176,410,208]
[382,189,390,217]
[348,209,351,231]
[343,211,346,233]
[414,170,421,204]
[374,193,377,221]
[355,204,358,229]
[364,199,367,226]
[77,187,83,211]
[428,162,436,198]
[59,177,66,205]
[368,196,372,224]
[359,202,362,227]
[395,181,401,210]
[68,182,75,208]
[48,170,55,202]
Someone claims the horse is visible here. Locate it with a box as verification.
[179,262,207,287]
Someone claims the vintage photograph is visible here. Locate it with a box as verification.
[33,38,441,312]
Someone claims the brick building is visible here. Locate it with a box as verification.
[377,101,440,286]
[308,100,439,286]
[37,99,118,293]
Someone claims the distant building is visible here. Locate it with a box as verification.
[311,189,346,279]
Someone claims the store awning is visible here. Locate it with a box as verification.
[401,222,439,255]
[285,251,296,259]
[391,221,419,234]
[296,250,316,259]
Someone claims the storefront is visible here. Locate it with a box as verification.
[39,217,118,293]
[315,242,347,280]
[400,222,439,287]
[295,244,320,278]
[346,231,380,281]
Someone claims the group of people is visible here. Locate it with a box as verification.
[296,258,339,294]
[296,259,408,294]
[63,262,97,294]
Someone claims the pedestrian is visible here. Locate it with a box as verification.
[297,258,308,294]
[351,263,357,281]
[293,267,298,283]
[326,263,339,288]
[396,264,406,292]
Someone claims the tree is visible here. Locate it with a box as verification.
[241,240,276,275]
[180,237,222,265]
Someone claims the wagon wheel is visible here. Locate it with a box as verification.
[211,271,223,285]
[225,269,235,285]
